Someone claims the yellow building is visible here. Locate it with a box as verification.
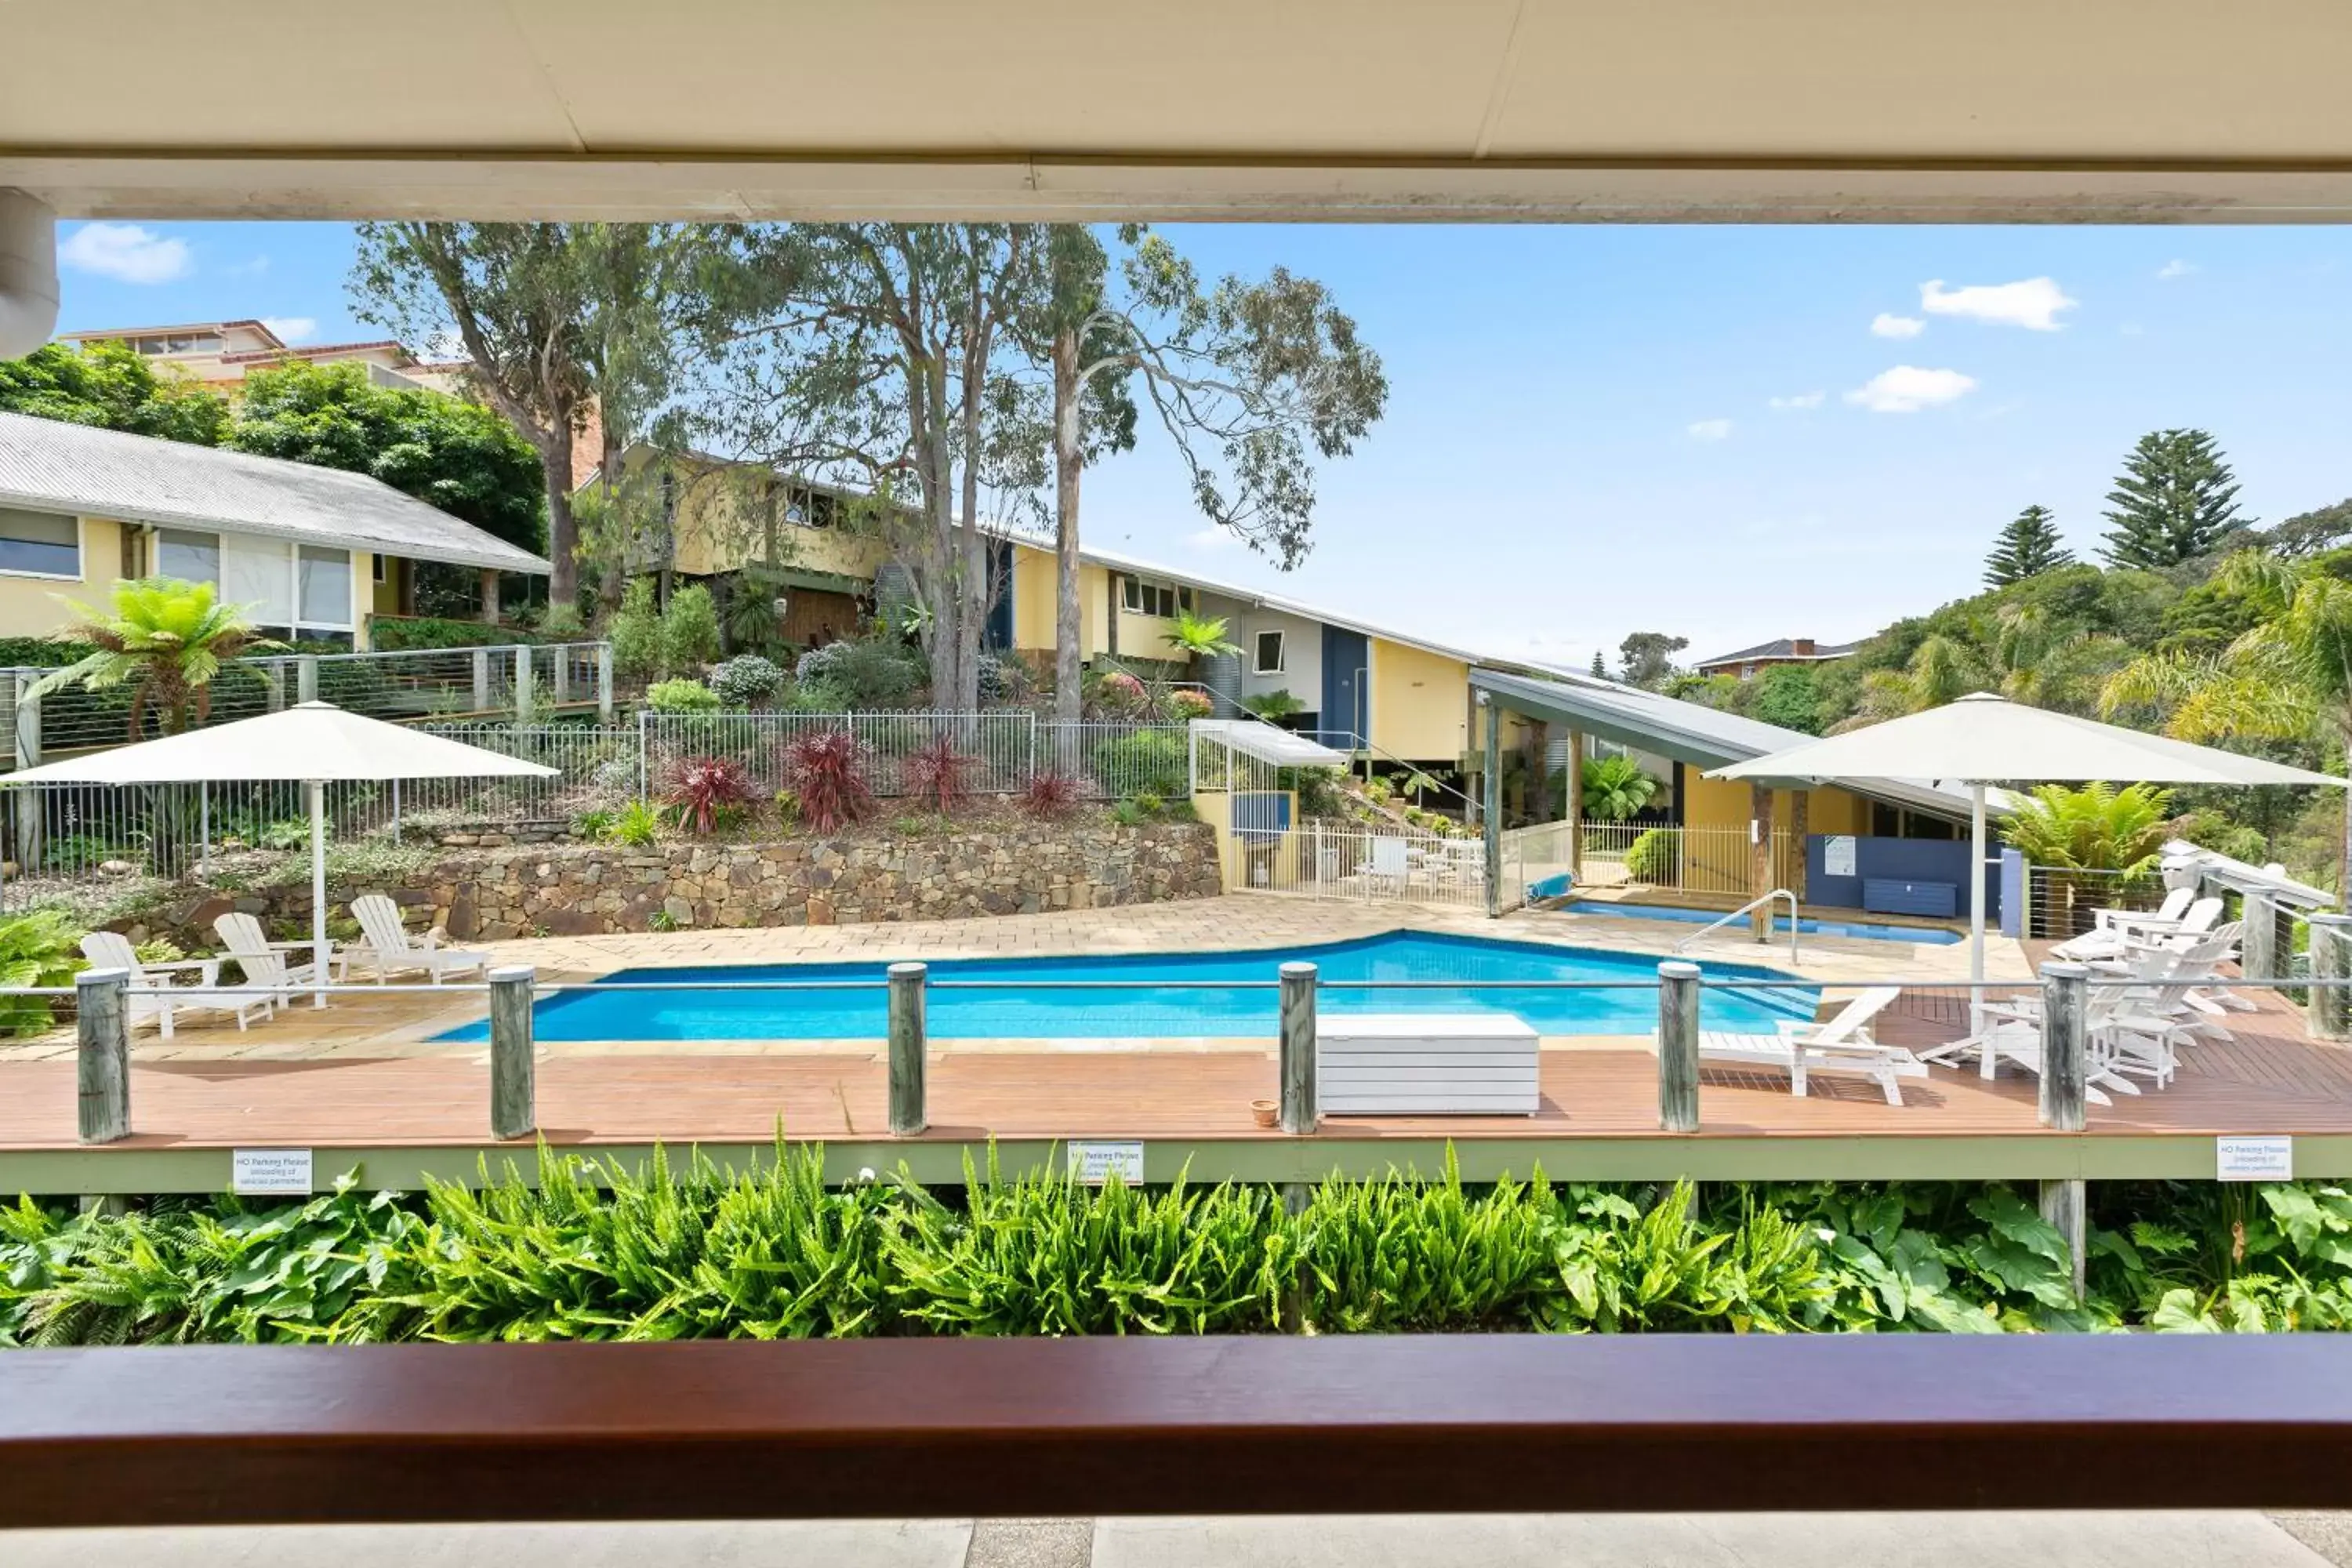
[57,319,470,396]
[0,410,548,648]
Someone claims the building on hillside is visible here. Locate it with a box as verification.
[1690,636,1858,681]
[57,319,470,395]
[0,410,548,648]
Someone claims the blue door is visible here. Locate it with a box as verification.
[1321,626,1368,747]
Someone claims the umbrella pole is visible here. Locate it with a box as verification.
[309,779,328,1009]
[1971,781,1987,1071]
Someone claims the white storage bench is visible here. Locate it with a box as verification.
[1316,1013,1541,1116]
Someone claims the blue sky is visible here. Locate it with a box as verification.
[50,219,2352,672]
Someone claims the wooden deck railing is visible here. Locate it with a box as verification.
[5,1336,2352,1527]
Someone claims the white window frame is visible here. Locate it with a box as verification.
[1253,629,1287,674]
[0,507,85,583]
[1120,576,1190,619]
[176,529,356,633]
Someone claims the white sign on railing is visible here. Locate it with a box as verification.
[1067,1140,1146,1185]
[232,1147,315,1195]
[2216,1135,2293,1181]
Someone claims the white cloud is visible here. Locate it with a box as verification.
[261,316,318,344]
[1844,365,1978,413]
[1183,526,1235,551]
[56,222,193,285]
[1918,276,2077,331]
[1766,391,1824,411]
[2157,259,2196,280]
[1870,313,1926,339]
[1686,419,1733,441]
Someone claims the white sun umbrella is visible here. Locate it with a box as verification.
[2,702,555,1004]
[1709,692,2345,1037]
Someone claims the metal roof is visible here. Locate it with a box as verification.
[1468,665,1989,820]
[1189,719,1351,769]
[0,411,550,575]
[1692,637,1861,668]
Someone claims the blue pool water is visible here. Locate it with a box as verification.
[1560,899,1963,946]
[438,931,1816,1042]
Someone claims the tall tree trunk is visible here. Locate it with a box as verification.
[2339,715,2351,909]
[954,322,989,714]
[1052,324,1084,734]
[542,421,579,615]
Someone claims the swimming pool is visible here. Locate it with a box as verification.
[1560,899,1963,946]
[438,931,1816,1043]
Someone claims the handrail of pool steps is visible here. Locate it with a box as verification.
[54,960,2350,1152]
[7,1336,2352,1527]
[1671,885,1801,966]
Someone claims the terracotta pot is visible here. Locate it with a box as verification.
[1250,1098,1278,1128]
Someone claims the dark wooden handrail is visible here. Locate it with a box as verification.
[6,1336,2352,1527]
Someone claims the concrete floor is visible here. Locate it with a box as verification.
[2,1514,2339,1567]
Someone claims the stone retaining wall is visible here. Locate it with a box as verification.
[124,820,1221,946]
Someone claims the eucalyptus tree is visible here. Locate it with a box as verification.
[688,223,1051,710]
[350,223,691,619]
[1024,225,1387,724]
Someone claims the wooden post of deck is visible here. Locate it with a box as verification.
[76,967,130,1145]
[2039,1178,2087,1301]
[1748,784,1774,940]
[1565,730,1584,881]
[1481,699,1502,917]
[2038,960,2091,1298]
[2241,892,2289,989]
[1279,961,1319,1134]
[888,962,927,1135]
[513,646,535,726]
[479,566,500,623]
[13,681,42,870]
[1788,789,1809,905]
[2309,913,2352,1041]
[487,965,536,1141]
[1657,960,1700,1133]
[471,649,492,715]
[596,644,615,724]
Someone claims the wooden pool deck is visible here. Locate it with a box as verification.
[5,902,2348,1192]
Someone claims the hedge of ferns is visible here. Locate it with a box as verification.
[7,1147,2352,1345]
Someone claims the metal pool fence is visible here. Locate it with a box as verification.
[1224,822,1485,908]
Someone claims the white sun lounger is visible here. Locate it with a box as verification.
[1696,985,1926,1105]
[347,894,489,985]
[80,931,270,1038]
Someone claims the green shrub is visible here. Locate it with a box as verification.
[659,583,722,677]
[794,637,925,710]
[607,579,662,681]
[1091,729,1188,798]
[645,678,721,714]
[709,654,786,708]
[1624,827,1678,883]
[367,617,538,653]
[0,910,87,1036]
[609,800,663,848]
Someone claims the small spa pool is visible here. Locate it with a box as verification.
[1560,899,1963,946]
[437,930,1815,1043]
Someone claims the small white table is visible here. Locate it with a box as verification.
[1317,1012,1541,1115]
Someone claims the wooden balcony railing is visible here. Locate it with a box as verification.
[5,1335,2352,1528]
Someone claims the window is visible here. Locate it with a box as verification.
[215,534,354,633]
[0,508,81,579]
[1121,576,1192,618]
[299,546,353,626]
[158,528,220,586]
[1254,629,1286,674]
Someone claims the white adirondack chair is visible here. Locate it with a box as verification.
[78,931,267,1037]
[2053,895,2224,962]
[213,911,344,1010]
[346,894,488,984]
[1697,985,1926,1105]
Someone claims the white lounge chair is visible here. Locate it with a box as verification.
[1356,837,1413,893]
[2087,886,2190,938]
[346,894,489,985]
[213,911,344,1010]
[2053,895,2223,962]
[1697,985,1926,1105]
[79,931,268,1038]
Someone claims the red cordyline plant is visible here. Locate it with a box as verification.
[900,733,981,814]
[781,728,876,833]
[1022,769,1080,820]
[662,756,755,835]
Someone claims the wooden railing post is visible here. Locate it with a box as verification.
[487,965,535,1141]
[1657,960,1700,1133]
[2038,961,2089,1132]
[2310,913,2352,1042]
[76,967,130,1145]
[888,962,927,1135]
[1481,697,1501,918]
[513,645,535,725]
[2241,891,2285,987]
[471,648,492,713]
[1279,961,1318,1134]
[597,643,615,724]
[296,654,319,704]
